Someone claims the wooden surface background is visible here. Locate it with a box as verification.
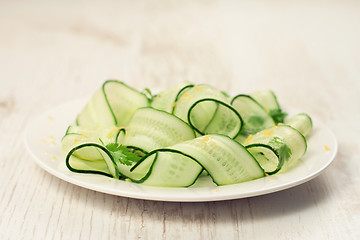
[1,0,359,239]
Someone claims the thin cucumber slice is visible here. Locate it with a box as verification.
[151,83,194,113]
[174,85,241,138]
[65,143,119,178]
[284,113,312,137]
[173,84,229,122]
[123,107,196,152]
[170,135,265,185]
[251,90,280,112]
[188,98,243,138]
[62,125,128,178]
[246,144,282,174]
[130,150,203,187]
[118,152,156,180]
[62,134,103,161]
[62,126,124,160]
[251,90,287,124]
[76,80,149,128]
[245,125,307,168]
[231,95,275,136]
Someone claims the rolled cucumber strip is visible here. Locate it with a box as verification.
[231,95,275,136]
[284,113,313,137]
[251,90,287,124]
[151,83,194,113]
[174,85,242,138]
[76,80,149,128]
[122,107,196,152]
[244,125,307,170]
[246,144,282,174]
[169,135,265,186]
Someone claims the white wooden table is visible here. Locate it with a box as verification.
[1,1,359,239]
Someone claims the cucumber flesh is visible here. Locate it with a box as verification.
[231,95,275,136]
[170,135,265,185]
[174,85,242,138]
[151,83,193,113]
[76,80,149,128]
[189,99,242,138]
[285,113,312,137]
[251,90,287,124]
[245,125,307,169]
[131,150,203,187]
[246,144,282,174]
[123,107,196,152]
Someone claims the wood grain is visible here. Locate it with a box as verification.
[1,0,359,239]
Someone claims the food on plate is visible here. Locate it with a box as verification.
[61,80,312,187]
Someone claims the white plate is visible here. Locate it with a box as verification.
[24,98,337,202]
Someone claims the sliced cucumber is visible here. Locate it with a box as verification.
[251,90,280,112]
[123,107,196,152]
[246,144,282,174]
[65,143,119,178]
[173,84,227,122]
[245,125,307,169]
[170,135,265,185]
[231,95,275,136]
[174,85,242,138]
[188,99,242,138]
[62,125,124,160]
[76,80,149,128]
[151,83,193,113]
[251,90,287,124]
[285,113,312,137]
[62,125,129,178]
[130,150,203,187]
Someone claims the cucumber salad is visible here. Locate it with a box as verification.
[61,80,312,187]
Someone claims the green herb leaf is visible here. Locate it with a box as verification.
[268,136,292,162]
[143,88,153,101]
[269,109,288,124]
[105,143,142,166]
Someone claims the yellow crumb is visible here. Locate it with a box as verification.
[212,188,219,193]
[74,139,81,145]
[50,136,54,139]
[48,116,54,120]
[50,141,55,145]
[79,132,90,139]
[41,140,47,144]
[194,85,203,92]
[180,92,192,100]
[125,178,132,182]
[263,129,274,136]
[324,145,330,151]
[244,135,254,144]
[52,156,56,160]
[270,177,276,180]
[201,135,211,144]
